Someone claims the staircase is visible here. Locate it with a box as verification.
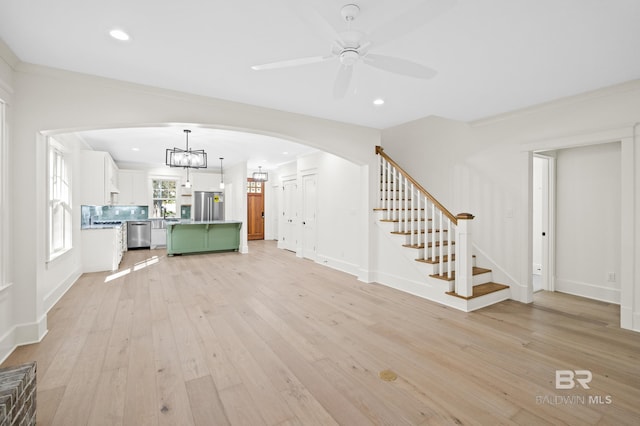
[374,146,510,312]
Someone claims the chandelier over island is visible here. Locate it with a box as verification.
[166,129,207,169]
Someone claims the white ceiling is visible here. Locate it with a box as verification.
[2,0,640,166]
[75,126,317,171]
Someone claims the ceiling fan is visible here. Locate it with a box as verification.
[251,1,454,99]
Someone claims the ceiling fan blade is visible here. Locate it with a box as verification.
[364,54,437,79]
[333,65,353,99]
[368,0,456,48]
[281,0,341,44]
[252,55,334,71]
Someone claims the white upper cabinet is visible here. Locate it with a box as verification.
[191,171,220,192]
[79,151,120,205]
[118,170,149,205]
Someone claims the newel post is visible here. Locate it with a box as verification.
[455,213,475,298]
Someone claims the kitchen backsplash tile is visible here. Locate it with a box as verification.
[82,205,148,227]
[181,206,191,219]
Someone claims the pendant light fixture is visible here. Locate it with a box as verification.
[166,129,207,168]
[219,157,225,189]
[184,167,192,188]
[252,166,268,182]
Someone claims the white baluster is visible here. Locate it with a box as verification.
[423,197,428,260]
[404,176,409,234]
[390,166,398,220]
[448,219,453,278]
[410,183,415,246]
[377,154,382,210]
[431,203,436,262]
[439,210,444,276]
[385,161,391,220]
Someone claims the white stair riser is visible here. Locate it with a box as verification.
[429,271,493,292]
[398,232,451,245]
[379,211,428,220]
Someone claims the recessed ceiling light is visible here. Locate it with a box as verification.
[373,98,385,106]
[109,29,130,41]
[132,147,140,151]
[282,151,289,155]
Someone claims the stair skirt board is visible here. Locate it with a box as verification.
[372,272,511,312]
[372,271,469,311]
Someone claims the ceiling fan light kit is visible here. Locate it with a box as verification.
[251,2,443,99]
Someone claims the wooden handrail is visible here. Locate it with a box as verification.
[376,145,458,225]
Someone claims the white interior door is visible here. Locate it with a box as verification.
[301,174,318,260]
[281,179,297,252]
[533,154,554,292]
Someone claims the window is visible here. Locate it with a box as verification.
[0,100,5,288]
[152,179,177,218]
[47,137,72,261]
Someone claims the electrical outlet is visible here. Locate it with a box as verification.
[607,272,616,282]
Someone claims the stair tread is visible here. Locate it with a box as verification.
[429,266,491,281]
[416,254,475,264]
[403,241,454,249]
[373,208,425,211]
[416,254,455,263]
[391,229,445,236]
[381,219,428,223]
[445,282,509,300]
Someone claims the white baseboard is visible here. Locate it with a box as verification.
[0,316,48,365]
[555,279,620,304]
[43,269,81,314]
[1,269,80,364]
[357,268,374,283]
[621,307,640,333]
[315,254,359,277]
[372,270,466,311]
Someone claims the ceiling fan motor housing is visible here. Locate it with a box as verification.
[340,49,359,66]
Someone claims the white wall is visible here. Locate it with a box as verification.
[225,161,248,253]
[300,152,363,275]
[555,142,621,303]
[272,152,364,276]
[0,40,17,361]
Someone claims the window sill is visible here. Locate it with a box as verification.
[46,247,73,266]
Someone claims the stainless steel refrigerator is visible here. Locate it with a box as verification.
[194,191,224,221]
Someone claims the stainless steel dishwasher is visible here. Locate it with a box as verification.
[127,220,151,249]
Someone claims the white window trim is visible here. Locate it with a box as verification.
[46,137,73,262]
[0,99,8,290]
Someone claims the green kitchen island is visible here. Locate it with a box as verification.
[166,220,242,256]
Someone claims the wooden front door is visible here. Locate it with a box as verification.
[247,178,265,240]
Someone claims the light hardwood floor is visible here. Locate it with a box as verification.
[3,240,640,425]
